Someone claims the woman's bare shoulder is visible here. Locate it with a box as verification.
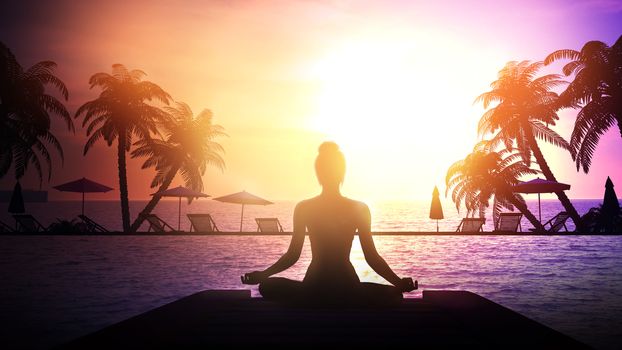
[344,197,370,213]
[341,196,365,206]
[294,196,319,211]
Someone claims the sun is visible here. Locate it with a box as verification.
[303,33,505,200]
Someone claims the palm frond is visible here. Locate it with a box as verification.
[530,121,570,150]
[572,103,616,173]
[544,49,580,66]
[562,61,584,76]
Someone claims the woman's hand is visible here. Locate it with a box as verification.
[241,271,268,285]
[397,277,418,292]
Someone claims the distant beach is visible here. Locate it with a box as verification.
[0,199,609,232]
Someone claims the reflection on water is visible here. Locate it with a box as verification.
[0,235,621,349]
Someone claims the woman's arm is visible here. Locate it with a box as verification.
[241,203,305,284]
[358,204,411,288]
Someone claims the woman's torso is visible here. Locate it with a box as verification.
[297,195,366,289]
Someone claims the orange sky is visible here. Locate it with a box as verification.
[1,0,621,201]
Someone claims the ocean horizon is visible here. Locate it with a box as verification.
[0,198,611,232]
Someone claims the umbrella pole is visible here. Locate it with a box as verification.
[82,192,85,216]
[538,193,541,222]
[436,219,439,232]
[240,204,245,232]
[178,197,182,231]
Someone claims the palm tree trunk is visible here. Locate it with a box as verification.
[507,195,545,231]
[129,165,180,232]
[117,130,131,232]
[525,127,584,231]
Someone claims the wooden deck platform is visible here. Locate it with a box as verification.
[65,290,588,348]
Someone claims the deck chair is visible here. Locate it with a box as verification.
[494,213,523,232]
[78,215,109,233]
[187,214,219,232]
[256,218,284,232]
[531,212,570,233]
[143,214,177,233]
[0,220,15,233]
[456,218,485,233]
[13,214,48,233]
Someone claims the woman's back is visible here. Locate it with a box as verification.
[298,195,366,287]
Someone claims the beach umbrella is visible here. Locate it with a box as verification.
[512,178,570,222]
[53,177,113,216]
[8,182,25,214]
[151,186,210,231]
[600,177,620,232]
[429,186,444,232]
[213,190,273,231]
[601,176,620,217]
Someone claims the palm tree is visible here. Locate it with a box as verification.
[476,60,583,230]
[544,35,622,173]
[75,64,171,231]
[446,142,544,231]
[0,41,72,184]
[129,102,226,232]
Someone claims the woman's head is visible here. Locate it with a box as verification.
[315,142,346,187]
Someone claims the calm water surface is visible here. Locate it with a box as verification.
[0,200,621,349]
[0,236,621,349]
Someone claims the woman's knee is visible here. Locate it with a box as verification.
[359,283,403,304]
[258,277,302,299]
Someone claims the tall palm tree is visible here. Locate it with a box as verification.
[75,64,171,231]
[129,102,226,232]
[476,60,583,230]
[544,35,622,173]
[446,142,544,231]
[0,41,72,184]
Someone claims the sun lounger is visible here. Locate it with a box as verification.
[456,218,485,233]
[187,214,220,232]
[494,213,523,232]
[530,212,570,233]
[0,220,15,233]
[143,214,177,233]
[78,215,109,233]
[13,214,48,233]
[255,218,284,232]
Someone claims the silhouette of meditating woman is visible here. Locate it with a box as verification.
[242,142,417,306]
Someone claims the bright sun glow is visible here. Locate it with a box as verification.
[305,32,506,200]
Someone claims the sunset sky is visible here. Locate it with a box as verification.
[1,0,621,202]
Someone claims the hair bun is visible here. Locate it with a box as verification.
[318,141,340,155]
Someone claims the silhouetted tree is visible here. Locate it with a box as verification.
[446,141,545,231]
[129,102,226,232]
[75,64,171,231]
[476,60,583,230]
[0,41,72,184]
[544,35,622,173]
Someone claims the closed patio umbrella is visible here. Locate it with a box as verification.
[601,176,620,217]
[151,186,210,231]
[213,190,273,231]
[8,182,25,214]
[512,178,570,222]
[600,176,620,232]
[53,177,113,216]
[429,186,443,232]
